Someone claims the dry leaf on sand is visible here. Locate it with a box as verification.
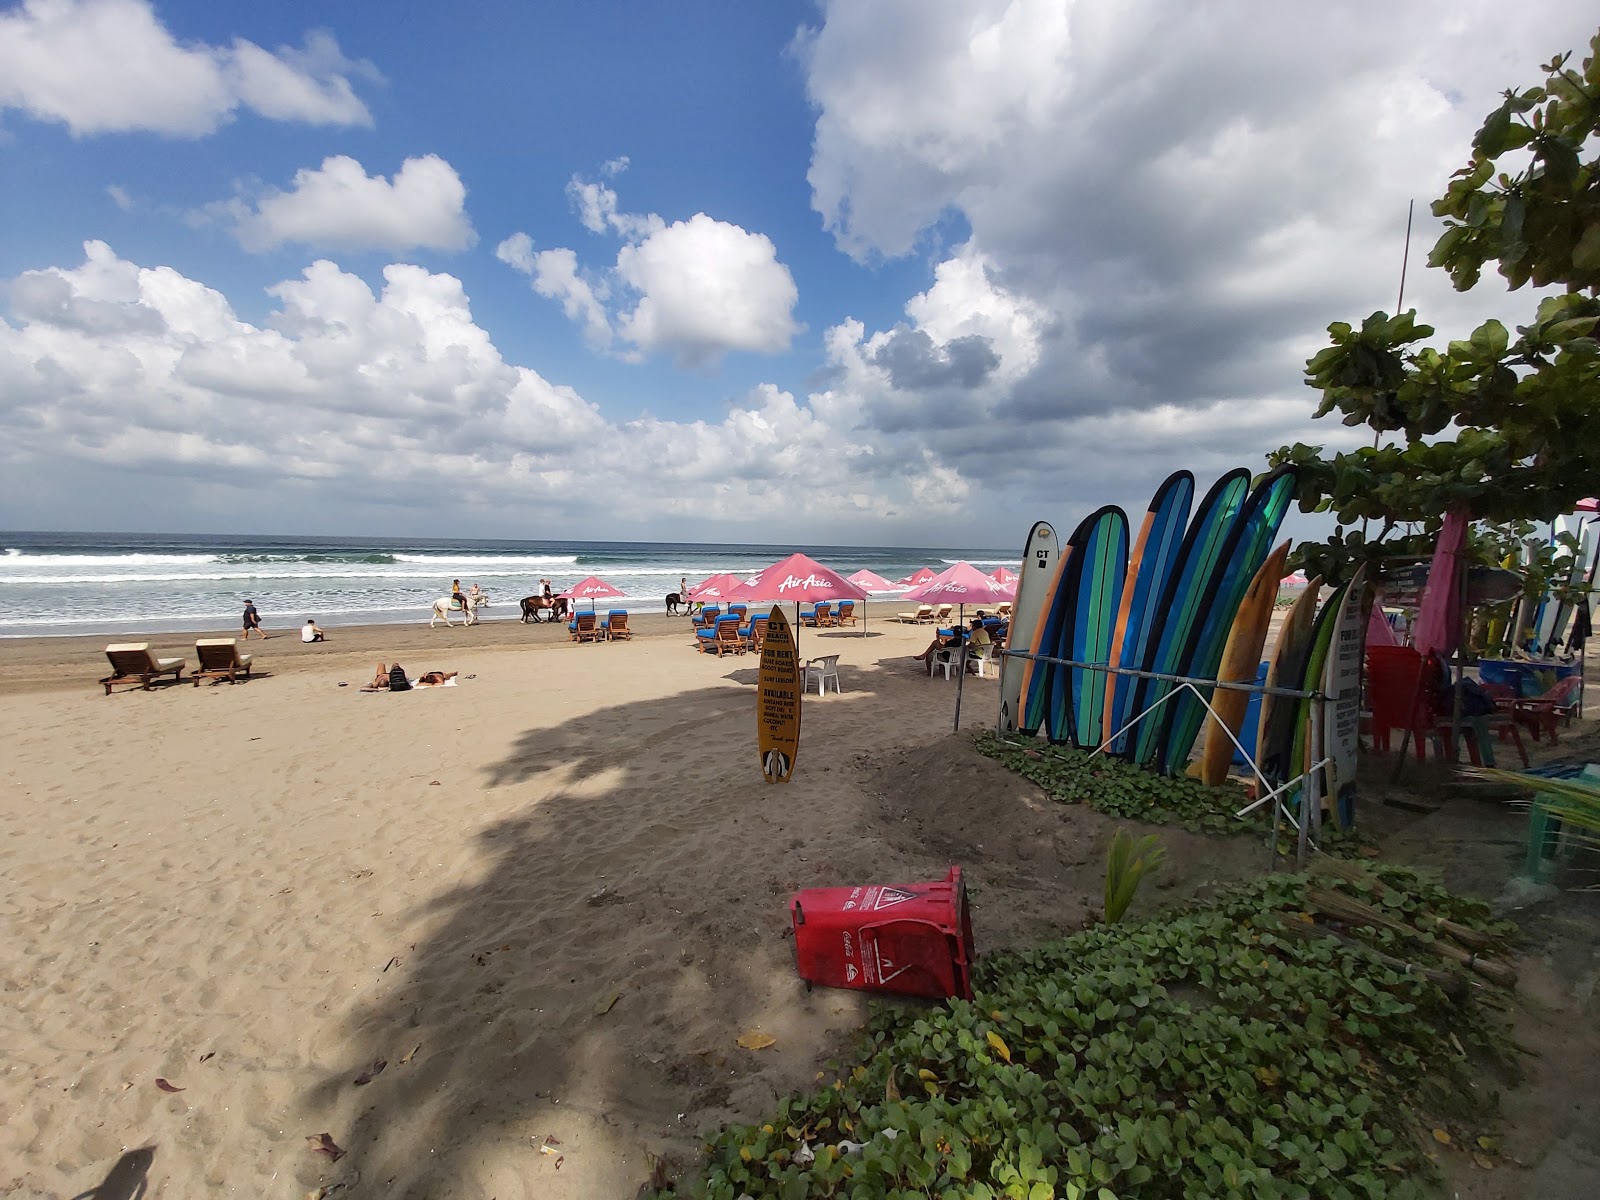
[736,1031,776,1050]
[155,1079,185,1093]
[306,1133,347,1161]
[354,1060,387,1085]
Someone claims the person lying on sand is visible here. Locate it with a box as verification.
[359,663,458,692]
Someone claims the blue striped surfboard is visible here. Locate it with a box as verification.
[1103,471,1194,754]
[1049,507,1128,748]
[1125,469,1252,767]
[1158,465,1299,775]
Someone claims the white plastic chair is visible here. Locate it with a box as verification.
[803,654,842,695]
[929,649,959,680]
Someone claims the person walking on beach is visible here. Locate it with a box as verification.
[242,599,264,639]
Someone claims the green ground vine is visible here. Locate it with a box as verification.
[654,867,1515,1200]
[976,733,1253,834]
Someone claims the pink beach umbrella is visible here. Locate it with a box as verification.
[847,568,898,593]
[1279,570,1310,589]
[687,572,747,604]
[897,566,937,588]
[903,561,1016,623]
[1578,497,1598,513]
[988,565,1019,587]
[558,574,627,613]
[725,552,869,652]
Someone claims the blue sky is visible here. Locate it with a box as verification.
[1,0,1594,546]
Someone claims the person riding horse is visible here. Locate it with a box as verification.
[452,579,468,613]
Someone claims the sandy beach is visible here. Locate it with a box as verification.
[4,605,1595,1199]
[5,604,1248,1199]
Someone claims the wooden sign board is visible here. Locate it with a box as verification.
[757,606,801,783]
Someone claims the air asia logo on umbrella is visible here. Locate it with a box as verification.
[778,574,836,593]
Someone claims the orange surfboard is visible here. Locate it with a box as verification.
[1199,541,1291,785]
[757,606,801,783]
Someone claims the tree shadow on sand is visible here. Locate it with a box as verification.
[296,662,970,1198]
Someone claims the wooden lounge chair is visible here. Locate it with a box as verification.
[996,602,1013,618]
[934,604,954,623]
[896,605,934,624]
[101,643,185,694]
[714,618,747,656]
[744,614,769,653]
[834,600,857,626]
[570,612,599,642]
[193,638,253,685]
[801,602,833,628]
[602,610,632,641]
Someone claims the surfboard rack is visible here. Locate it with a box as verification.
[994,650,1331,870]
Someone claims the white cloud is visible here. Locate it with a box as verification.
[227,155,476,253]
[503,174,800,366]
[0,244,922,535]
[616,215,801,366]
[0,0,375,136]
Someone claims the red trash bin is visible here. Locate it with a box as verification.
[788,866,975,1000]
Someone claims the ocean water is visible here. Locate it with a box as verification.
[0,532,1019,639]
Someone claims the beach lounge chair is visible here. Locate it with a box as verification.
[570,612,599,643]
[697,614,737,653]
[834,600,857,626]
[934,604,954,623]
[996,602,1013,618]
[743,614,769,653]
[727,604,748,623]
[193,638,253,685]
[713,616,747,655]
[101,643,185,694]
[801,602,833,628]
[601,609,632,641]
[802,654,842,695]
[896,605,934,624]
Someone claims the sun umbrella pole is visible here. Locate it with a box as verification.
[953,640,969,732]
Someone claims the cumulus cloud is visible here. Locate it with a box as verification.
[500,169,800,366]
[0,0,376,136]
[224,155,476,254]
[787,0,1599,526]
[0,243,931,536]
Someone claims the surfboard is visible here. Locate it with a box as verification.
[757,606,801,783]
[1125,468,1252,767]
[1287,578,1352,815]
[1019,541,1076,738]
[1320,566,1368,830]
[1256,576,1322,790]
[1197,540,1291,786]
[1054,507,1128,748]
[1159,466,1298,775]
[1103,471,1194,753]
[1036,508,1125,744]
[998,521,1061,735]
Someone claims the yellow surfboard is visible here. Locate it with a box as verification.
[757,606,801,783]
[1199,541,1292,785]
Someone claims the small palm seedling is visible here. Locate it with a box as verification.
[1104,827,1165,923]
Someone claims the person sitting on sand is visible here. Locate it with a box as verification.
[301,618,327,643]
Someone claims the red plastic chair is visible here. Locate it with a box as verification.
[1512,673,1583,743]
[1364,646,1528,767]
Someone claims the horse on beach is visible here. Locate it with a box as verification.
[430,594,489,627]
[520,595,570,623]
[664,592,703,616]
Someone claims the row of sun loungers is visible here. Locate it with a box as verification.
[101,640,253,694]
[895,602,1013,624]
[566,609,633,643]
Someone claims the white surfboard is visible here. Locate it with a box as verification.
[1321,566,1367,830]
[998,521,1061,734]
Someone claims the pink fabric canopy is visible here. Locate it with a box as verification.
[724,553,868,604]
[847,568,898,592]
[1578,497,1598,513]
[896,566,936,587]
[1412,510,1467,660]
[988,566,1019,586]
[558,575,627,602]
[902,561,1016,607]
[686,572,747,602]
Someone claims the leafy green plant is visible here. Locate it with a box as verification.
[1104,828,1164,923]
[652,867,1516,1199]
[976,732,1252,834]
